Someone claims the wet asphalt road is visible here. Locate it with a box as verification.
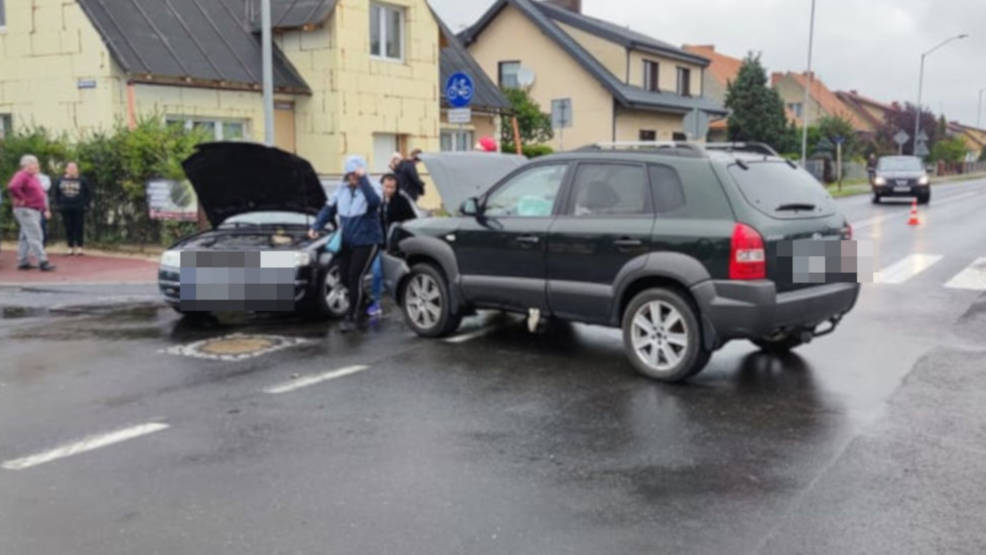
[2,179,986,554]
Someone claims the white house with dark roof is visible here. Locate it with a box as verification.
[459,0,726,149]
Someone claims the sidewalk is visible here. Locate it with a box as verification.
[0,248,158,285]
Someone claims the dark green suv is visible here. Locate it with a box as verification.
[381,144,860,382]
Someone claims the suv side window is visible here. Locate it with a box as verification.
[567,163,652,216]
[484,164,567,217]
[649,164,686,213]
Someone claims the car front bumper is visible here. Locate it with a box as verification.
[159,265,315,311]
[691,280,860,349]
[872,184,929,197]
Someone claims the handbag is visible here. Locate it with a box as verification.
[325,229,342,254]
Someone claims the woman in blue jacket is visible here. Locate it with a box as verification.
[308,155,383,332]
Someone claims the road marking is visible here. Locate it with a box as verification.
[2,423,170,471]
[945,257,986,291]
[873,254,943,284]
[444,325,498,344]
[852,191,983,231]
[264,365,369,394]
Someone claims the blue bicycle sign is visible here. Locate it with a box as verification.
[445,73,474,108]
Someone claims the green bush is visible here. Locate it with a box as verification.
[930,136,967,164]
[501,143,554,159]
[1,117,206,246]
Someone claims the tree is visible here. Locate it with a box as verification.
[724,53,790,152]
[813,115,859,158]
[980,146,986,162]
[875,103,939,156]
[500,88,553,150]
[930,136,967,164]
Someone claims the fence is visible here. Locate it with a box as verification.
[805,159,986,183]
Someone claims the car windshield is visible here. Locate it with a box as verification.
[220,211,313,227]
[727,161,835,219]
[878,157,923,172]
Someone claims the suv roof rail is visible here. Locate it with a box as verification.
[703,142,780,157]
[575,141,706,157]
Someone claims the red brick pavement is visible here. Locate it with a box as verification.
[0,250,158,284]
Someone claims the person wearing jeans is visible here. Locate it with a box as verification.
[368,173,417,317]
[308,155,382,333]
[7,154,55,272]
[54,162,91,255]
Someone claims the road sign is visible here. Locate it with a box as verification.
[915,142,930,157]
[916,130,929,142]
[551,98,573,129]
[448,108,472,124]
[833,135,846,145]
[893,131,910,146]
[445,73,474,108]
[683,109,710,140]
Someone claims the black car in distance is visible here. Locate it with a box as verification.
[158,142,350,319]
[383,144,861,382]
[871,155,931,204]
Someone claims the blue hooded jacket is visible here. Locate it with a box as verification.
[311,155,383,247]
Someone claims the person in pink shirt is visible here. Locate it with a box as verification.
[7,154,55,271]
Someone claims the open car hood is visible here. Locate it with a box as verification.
[419,152,528,212]
[182,142,327,228]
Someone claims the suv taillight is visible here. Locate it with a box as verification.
[729,223,766,280]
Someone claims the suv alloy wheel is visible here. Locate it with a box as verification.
[401,264,462,338]
[622,288,711,382]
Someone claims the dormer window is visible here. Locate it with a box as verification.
[643,60,659,92]
[676,67,691,97]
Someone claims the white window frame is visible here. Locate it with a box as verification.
[0,114,11,139]
[370,2,405,63]
[0,0,6,32]
[441,129,475,152]
[642,60,659,92]
[787,102,804,119]
[676,66,691,97]
[165,116,249,141]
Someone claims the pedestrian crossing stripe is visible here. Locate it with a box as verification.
[873,254,943,285]
[944,257,986,291]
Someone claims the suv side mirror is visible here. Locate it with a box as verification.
[460,197,481,217]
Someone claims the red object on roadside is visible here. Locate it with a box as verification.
[729,223,766,280]
[478,137,498,152]
[908,199,920,226]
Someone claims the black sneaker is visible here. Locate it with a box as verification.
[339,317,356,333]
[39,262,56,272]
[17,263,36,271]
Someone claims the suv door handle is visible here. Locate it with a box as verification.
[515,235,541,245]
[613,238,643,248]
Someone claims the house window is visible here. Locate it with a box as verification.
[787,102,804,119]
[441,129,475,152]
[643,60,659,92]
[499,61,521,89]
[372,133,410,172]
[676,67,691,97]
[166,117,248,141]
[0,114,11,139]
[672,132,687,141]
[639,130,656,141]
[370,2,404,61]
[0,0,6,29]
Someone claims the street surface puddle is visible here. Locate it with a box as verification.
[160,333,311,361]
[1,306,48,319]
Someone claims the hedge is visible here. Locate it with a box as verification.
[0,117,207,247]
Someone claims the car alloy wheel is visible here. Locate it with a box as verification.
[630,300,690,372]
[324,267,349,317]
[405,273,442,330]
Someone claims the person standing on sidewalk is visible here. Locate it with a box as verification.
[6,154,55,271]
[367,173,417,317]
[307,155,382,333]
[395,149,426,202]
[54,162,91,256]
[37,172,52,246]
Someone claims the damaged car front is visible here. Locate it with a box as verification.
[159,142,348,318]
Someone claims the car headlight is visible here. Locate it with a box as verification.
[918,175,929,186]
[160,250,181,268]
[873,176,886,186]
[294,251,311,267]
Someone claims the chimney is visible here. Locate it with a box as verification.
[544,0,582,13]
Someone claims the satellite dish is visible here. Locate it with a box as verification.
[517,67,536,88]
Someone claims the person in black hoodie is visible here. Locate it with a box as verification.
[395,149,426,201]
[367,173,417,317]
[54,162,91,256]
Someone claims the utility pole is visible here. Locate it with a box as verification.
[914,34,967,155]
[978,87,986,129]
[261,0,275,146]
[799,0,816,168]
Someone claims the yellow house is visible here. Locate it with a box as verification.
[459,0,726,150]
[0,0,441,180]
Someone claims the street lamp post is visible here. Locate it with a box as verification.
[261,0,275,146]
[800,0,816,168]
[978,87,986,130]
[914,33,968,155]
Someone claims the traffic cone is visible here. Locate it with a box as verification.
[908,199,920,226]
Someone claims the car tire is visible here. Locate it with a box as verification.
[752,333,804,353]
[308,264,350,319]
[401,263,462,338]
[622,288,711,382]
[917,192,930,205]
[871,193,880,204]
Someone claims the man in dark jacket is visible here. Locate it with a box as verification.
[395,149,426,202]
[308,155,382,332]
[367,173,417,317]
[54,162,91,256]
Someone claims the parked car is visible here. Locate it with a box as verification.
[382,145,860,382]
[159,142,350,318]
[871,155,931,204]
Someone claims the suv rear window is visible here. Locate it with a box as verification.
[727,161,835,219]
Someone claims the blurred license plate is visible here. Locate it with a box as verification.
[179,251,297,312]
[778,239,873,284]
[894,185,910,192]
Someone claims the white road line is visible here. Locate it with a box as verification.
[2,423,170,471]
[873,254,944,285]
[264,365,369,394]
[945,257,986,291]
[444,325,498,344]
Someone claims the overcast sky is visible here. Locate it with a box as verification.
[430,0,986,128]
